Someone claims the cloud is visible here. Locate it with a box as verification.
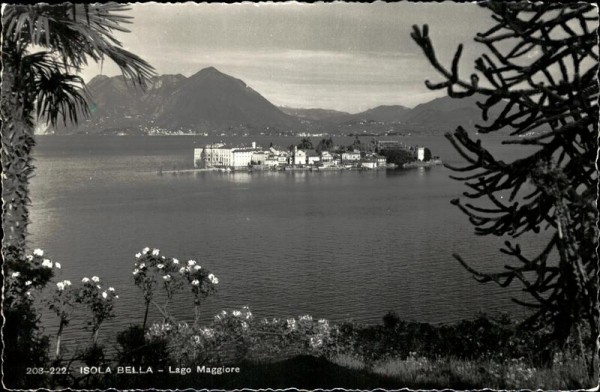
[80,2,492,112]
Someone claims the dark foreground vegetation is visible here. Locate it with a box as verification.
[3,245,592,390]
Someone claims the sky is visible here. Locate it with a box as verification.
[83,2,496,113]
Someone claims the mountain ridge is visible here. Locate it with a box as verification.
[51,67,500,135]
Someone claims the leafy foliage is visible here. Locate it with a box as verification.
[378,148,415,166]
[297,137,314,150]
[316,137,335,154]
[131,247,219,326]
[410,1,598,378]
[1,3,155,249]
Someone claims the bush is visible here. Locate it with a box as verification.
[383,311,401,329]
[116,325,170,368]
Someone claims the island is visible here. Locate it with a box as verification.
[191,137,442,172]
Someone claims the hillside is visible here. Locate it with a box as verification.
[154,67,298,131]
[50,68,504,135]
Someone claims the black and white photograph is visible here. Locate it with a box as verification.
[1,1,598,390]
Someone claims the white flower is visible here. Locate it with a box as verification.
[287,318,297,330]
[41,259,53,268]
[142,247,150,254]
[26,255,34,262]
[178,267,186,274]
[82,277,90,283]
[208,273,219,284]
[187,260,196,266]
[115,295,119,299]
[102,291,108,299]
[309,336,323,348]
[161,256,165,260]
[191,279,200,286]
[64,280,72,286]
[133,269,139,275]
[54,262,61,269]
[11,272,20,278]
[26,291,32,296]
[152,248,160,256]
[56,282,65,291]
[241,321,249,330]
[163,274,171,281]
[157,263,164,269]
[96,285,101,289]
[25,280,32,286]
[33,249,44,257]
[193,335,201,344]
[139,263,146,269]
[91,276,100,283]
[232,310,242,317]
[135,253,141,258]
[108,287,115,292]
[201,328,215,338]
[193,265,201,270]
[172,258,179,264]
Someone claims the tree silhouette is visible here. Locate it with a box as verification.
[297,137,313,150]
[411,1,598,379]
[1,4,155,252]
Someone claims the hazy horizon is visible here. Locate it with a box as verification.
[82,2,494,113]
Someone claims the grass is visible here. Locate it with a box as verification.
[72,353,592,390]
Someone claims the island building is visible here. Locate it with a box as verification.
[195,142,258,169]
[291,146,307,166]
[341,150,361,162]
[194,142,392,170]
[417,146,425,161]
[377,140,406,150]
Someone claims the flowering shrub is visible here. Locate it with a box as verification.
[47,280,75,358]
[132,247,218,326]
[5,248,60,301]
[76,276,119,343]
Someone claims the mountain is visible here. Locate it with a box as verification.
[154,67,297,131]
[55,73,186,134]
[343,105,411,124]
[278,107,350,122]
[400,94,504,131]
[53,67,298,135]
[51,67,504,135]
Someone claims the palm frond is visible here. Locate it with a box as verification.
[3,3,155,87]
[33,68,90,128]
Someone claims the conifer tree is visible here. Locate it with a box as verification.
[411,1,598,378]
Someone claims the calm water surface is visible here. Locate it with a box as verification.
[28,135,545,347]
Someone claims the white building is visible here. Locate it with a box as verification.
[231,148,254,168]
[361,159,377,169]
[417,146,426,161]
[195,142,258,168]
[320,151,334,165]
[251,150,267,165]
[292,148,306,165]
[342,150,361,162]
[306,150,320,165]
[195,144,233,168]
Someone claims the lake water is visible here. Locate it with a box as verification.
[28,134,545,348]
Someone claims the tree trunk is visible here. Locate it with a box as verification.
[55,321,65,359]
[92,327,99,344]
[1,59,36,252]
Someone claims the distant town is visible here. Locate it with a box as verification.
[191,138,442,172]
